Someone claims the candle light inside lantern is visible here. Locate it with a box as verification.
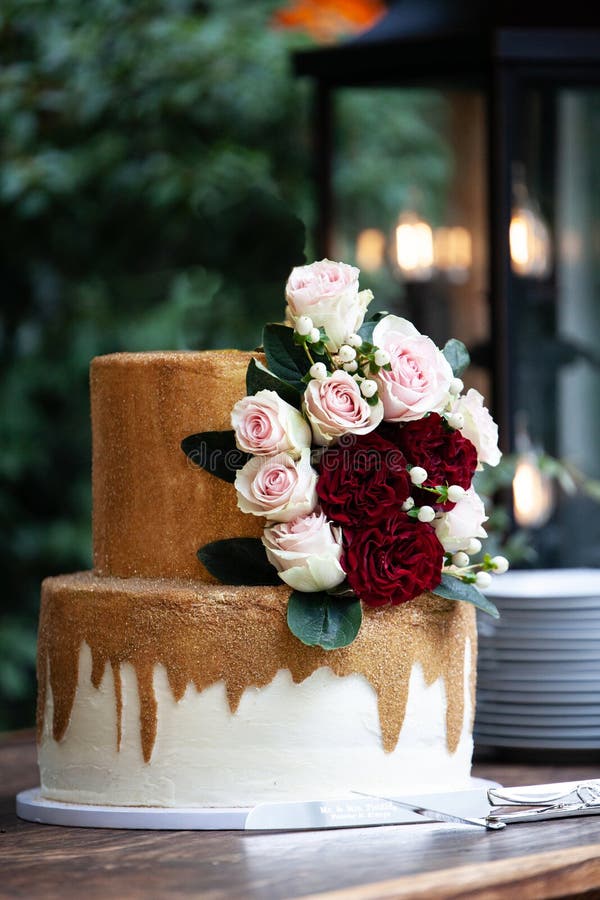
[434,226,472,283]
[356,228,386,272]
[509,169,552,278]
[394,212,434,281]
[512,453,554,528]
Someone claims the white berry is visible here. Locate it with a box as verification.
[476,571,492,589]
[374,349,390,367]
[295,315,313,336]
[417,505,436,523]
[360,379,378,398]
[446,412,464,430]
[467,538,482,555]
[491,555,509,574]
[308,327,321,343]
[338,345,357,363]
[343,360,358,373]
[402,497,415,511]
[452,551,470,568]
[450,377,464,395]
[309,362,328,381]
[447,484,466,503]
[347,333,363,348]
[410,466,428,486]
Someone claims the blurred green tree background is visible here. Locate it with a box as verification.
[0,0,449,729]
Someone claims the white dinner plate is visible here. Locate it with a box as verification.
[475,722,600,739]
[477,669,600,683]
[477,688,600,703]
[477,648,600,662]
[484,569,600,599]
[476,734,600,750]
[474,734,600,749]
[478,637,600,651]
[475,712,600,727]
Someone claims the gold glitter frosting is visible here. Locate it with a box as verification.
[91,351,264,581]
[37,573,477,762]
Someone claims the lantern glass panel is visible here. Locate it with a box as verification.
[330,87,490,400]
[509,85,600,565]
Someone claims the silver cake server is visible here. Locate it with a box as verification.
[352,790,505,830]
[244,786,494,831]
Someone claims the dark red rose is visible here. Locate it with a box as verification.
[316,432,411,526]
[392,413,477,509]
[342,511,443,606]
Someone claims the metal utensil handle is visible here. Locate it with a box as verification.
[488,780,600,807]
[487,802,600,826]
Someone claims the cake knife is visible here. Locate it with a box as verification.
[351,790,505,830]
[244,786,498,831]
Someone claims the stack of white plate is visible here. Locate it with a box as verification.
[475,568,600,751]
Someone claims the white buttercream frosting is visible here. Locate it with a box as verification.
[39,640,474,807]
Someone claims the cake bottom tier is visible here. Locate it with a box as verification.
[37,573,477,807]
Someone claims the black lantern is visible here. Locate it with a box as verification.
[294,1,600,566]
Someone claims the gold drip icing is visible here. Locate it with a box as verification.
[37,573,477,764]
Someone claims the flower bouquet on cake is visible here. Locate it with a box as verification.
[183,259,508,649]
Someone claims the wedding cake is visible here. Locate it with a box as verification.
[37,260,504,808]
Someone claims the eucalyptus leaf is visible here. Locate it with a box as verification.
[432,574,500,618]
[198,538,281,586]
[263,323,326,391]
[357,312,388,343]
[181,431,249,483]
[287,590,363,649]
[442,339,470,377]
[245,357,302,408]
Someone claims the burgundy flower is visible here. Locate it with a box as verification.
[316,432,411,526]
[391,413,477,508]
[342,512,444,606]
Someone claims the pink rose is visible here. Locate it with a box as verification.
[285,259,372,350]
[262,509,345,592]
[231,389,311,458]
[451,389,501,469]
[235,448,317,522]
[434,486,488,553]
[302,370,383,446]
[372,315,453,422]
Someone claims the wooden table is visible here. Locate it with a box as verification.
[3,730,600,899]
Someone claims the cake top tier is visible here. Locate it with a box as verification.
[92,349,263,582]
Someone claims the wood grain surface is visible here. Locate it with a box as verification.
[2,730,600,900]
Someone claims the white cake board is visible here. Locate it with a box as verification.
[16,778,499,831]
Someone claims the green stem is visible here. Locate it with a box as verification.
[302,342,316,367]
[324,346,337,369]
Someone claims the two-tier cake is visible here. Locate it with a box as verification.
[37,259,504,808]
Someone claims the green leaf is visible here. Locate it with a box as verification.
[287,591,363,649]
[198,538,281,586]
[181,431,249,484]
[432,574,500,618]
[358,320,377,343]
[263,323,326,391]
[245,357,302,409]
[358,312,388,343]
[442,339,470,377]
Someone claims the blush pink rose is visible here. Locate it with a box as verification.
[372,315,453,422]
[235,448,317,522]
[434,486,488,553]
[231,389,311,458]
[451,388,501,469]
[262,509,345,592]
[285,259,372,350]
[302,370,383,446]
